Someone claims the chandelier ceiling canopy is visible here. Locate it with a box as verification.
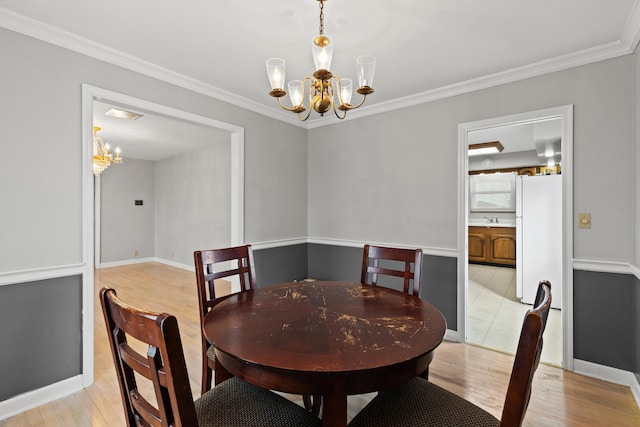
[266,0,376,121]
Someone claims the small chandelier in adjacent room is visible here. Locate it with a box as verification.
[93,126,122,175]
[266,0,376,121]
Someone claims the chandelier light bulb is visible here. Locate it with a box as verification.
[339,78,353,106]
[288,80,303,106]
[312,34,333,71]
[266,58,286,91]
[357,55,376,89]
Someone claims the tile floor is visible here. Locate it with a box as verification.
[467,263,562,367]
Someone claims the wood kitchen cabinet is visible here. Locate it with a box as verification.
[468,226,516,266]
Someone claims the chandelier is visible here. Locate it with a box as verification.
[93,126,122,175]
[266,0,376,121]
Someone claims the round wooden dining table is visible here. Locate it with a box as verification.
[203,281,447,427]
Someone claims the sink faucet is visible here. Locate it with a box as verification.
[482,217,499,223]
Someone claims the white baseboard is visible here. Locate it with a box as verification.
[573,359,640,409]
[445,329,463,343]
[97,257,193,272]
[631,373,640,410]
[97,257,155,269]
[153,257,193,272]
[0,375,83,421]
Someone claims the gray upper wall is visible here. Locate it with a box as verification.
[100,158,155,263]
[309,55,636,263]
[2,24,636,270]
[0,27,308,273]
[155,142,231,266]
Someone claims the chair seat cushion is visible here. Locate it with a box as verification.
[348,377,500,427]
[195,377,322,427]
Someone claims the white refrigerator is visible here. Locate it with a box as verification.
[516,174,562,309]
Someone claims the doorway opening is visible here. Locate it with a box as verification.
[81,85,245,386]
[457,105,574,370]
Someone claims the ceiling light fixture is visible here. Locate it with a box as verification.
[93,126,122,175]
[468,141,504,156]
[265,0,375,121]
[105,108,144,120]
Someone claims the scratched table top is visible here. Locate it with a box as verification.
[205,280,447,374]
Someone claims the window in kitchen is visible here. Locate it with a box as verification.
[469,172,517,212]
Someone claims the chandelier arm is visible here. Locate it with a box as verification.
[332,104,347,120]
[326,81,345,120]
[341,94,367,110]
[331,75,343,105]
[276,96,304,112]
[331,75,367,111]
[297,108,314,121]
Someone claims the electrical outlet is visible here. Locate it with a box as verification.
[578,213,591,229]
[134,250,139,256]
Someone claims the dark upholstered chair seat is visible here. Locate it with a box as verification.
[348,377,499,427]
[195,377,322,427]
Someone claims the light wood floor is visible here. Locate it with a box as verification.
[1,262,638,426]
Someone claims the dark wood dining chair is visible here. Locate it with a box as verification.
[100,287,322,427]
[347,280,552,427]
[360,244,423,297]
[194,244,257,395]
[194,245,321,415]
[361,244,426,378]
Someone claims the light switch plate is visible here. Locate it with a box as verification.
[578,213,591,229]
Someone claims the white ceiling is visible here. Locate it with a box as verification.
[468,118,562,167]
[1,1,638,118]
[1,1,638,157]
[93,101,229,161]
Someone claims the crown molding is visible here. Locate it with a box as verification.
[2,5,640,130]
[621,0,640,50]
[0,7,303,128]
[308,39,635,128]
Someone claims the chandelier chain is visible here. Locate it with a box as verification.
[318,0,324,35]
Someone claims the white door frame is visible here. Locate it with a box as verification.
[456,105,574,371]
[81,84,245,386]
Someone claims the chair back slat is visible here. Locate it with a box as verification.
[195,245,257,315]
[500,280,552,427]
[100,287,199,427]
[361,244,422,296]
